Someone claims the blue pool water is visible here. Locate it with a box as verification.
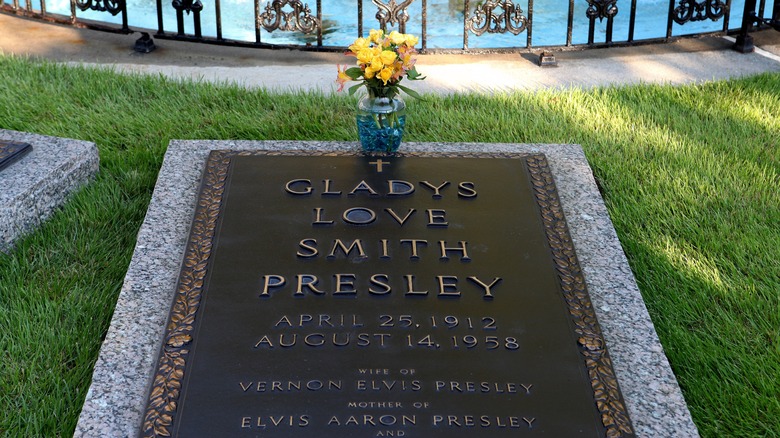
[16,0,771,48]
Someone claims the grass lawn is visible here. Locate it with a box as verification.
[0,55,778,437]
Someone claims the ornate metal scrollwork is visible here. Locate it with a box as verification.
[171,0,202,15]
[672,0,727,24]
[74,0,124,15]
[467,0,528,36]
[259,0,319,33]
[373,0,414,31]
[585,0,618,22]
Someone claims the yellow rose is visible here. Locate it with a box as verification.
[369,56,383,71]
[364,65,378,79]
[356,48,374,65]
[388,30,406,45]
[379,67,394,84]
[369,29,384,44]
[379,50,397,66]
[349,37,369,54]
[404,34,419,47]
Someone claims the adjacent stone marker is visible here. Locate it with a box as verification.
[141,151,633,437]
[0,129,98,253]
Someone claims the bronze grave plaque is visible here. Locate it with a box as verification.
[142,151,634,437]
[0,140,32,172]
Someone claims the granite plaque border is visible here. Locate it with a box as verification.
[140,150,633,437]
[75,141,699,438]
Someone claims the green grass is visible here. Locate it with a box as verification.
[0,55,778,437]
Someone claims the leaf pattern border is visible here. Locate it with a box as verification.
[140,150,233,437]
[526,154,634,437]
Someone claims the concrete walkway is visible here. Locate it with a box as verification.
[1,12,779,93]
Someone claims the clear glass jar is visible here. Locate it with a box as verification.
[356,92,406,153]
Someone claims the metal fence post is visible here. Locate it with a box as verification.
[734,0,758,52]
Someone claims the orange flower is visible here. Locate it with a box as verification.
[336,65,351,92]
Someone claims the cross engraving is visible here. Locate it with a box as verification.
[369,159,390,173]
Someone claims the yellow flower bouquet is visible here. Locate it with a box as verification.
[337,29,425,99]
[336,29,425,152]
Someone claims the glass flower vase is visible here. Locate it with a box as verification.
[356,93,406,153]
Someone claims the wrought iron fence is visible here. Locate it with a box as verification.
[1,0,778,52]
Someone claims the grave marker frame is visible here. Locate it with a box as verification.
[74,141,699,438]
[141,150,633,437]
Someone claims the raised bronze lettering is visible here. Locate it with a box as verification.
[437,276,461,297]
[400,239,427,259]
[285,179,312,195]
[439,240,470,261]
[369,274,392,295]
[357,333,371,346]
[328,239,367,259]
[332,333,350,346]
[274,315,293,327]
[295,275,323,296]
[260,275,285,297]
[404,275,428,296]
[342,207,377,225]
[279,333,296,347]
[349,180,379,196]
[259,274,500,298]
[322,179,342,196]
[254,335,273,348]
[305,333,325,346]
[312,207,334,225]
[420,181,450,198]
[334,274,357,295]
[467,276,502,299]
[457,181,478,198]
[426,209,449,227]
[387,180,415,196]
[385,208,416,226]
[296,238,318,257]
